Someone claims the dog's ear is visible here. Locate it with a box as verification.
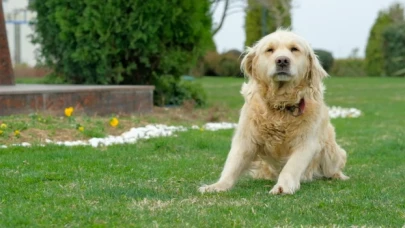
[241,47,256,78]
[307,49,328,82]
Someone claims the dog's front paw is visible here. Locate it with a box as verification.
[332,171,350,180]
[269,175,300,195]
[199,182,231,193]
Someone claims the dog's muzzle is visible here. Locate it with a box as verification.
[274,56,292,81]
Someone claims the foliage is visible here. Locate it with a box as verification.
[29,0,212,105]
[330,58,366,77]
[214,50,243,77]
[194,50,242,77]
[382,23,405,76]
[154,76,207,107]
[314,49,334,73]
[365,3,404,76]
[190,51,220,77]
[245,0,292,47]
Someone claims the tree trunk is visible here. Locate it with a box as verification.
[0,0,15,85]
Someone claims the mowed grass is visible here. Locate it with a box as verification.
[14,77,46,84]
[1,77,405,226]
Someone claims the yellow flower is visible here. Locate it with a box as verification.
[78,126,84,132]
[64,107,74,117]
[110,117,119,127]
[0,123,7,129]
[14,130,20,137]
[0,130,3,135]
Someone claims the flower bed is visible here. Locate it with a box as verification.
[0,106,362,148]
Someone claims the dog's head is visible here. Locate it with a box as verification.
[241,29,327,86]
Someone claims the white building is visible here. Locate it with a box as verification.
[4,0,37,66]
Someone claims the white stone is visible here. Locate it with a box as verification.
[21,142,31,147]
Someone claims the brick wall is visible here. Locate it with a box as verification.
[0,85,154,116]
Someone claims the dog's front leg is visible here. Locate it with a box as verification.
[199,125,257,193]
[270,139,319,195]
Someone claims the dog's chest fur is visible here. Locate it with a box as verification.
[241,80,321,159]
[248,96,317,160]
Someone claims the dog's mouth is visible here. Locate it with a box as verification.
[274,71,292,81]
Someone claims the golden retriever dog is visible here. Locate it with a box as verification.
[199,29,349,195]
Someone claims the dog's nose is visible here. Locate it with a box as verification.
[275,56,290,68]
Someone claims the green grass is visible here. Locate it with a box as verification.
[198,77,245,110]
[14,77,46,84]
[1,77,405,226]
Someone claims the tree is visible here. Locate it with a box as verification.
[0,0,14,85]
[365,3,404,76]
[210,0,246,35]
[211,0,230,35]
[382,23,405,77]
[245,0,292,46]
[314,49,334,73]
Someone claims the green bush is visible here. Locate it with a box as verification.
[197,50,242,77]
[330,59,366,77]
[382,23,405,76]
[201,51,221,76]
[314,49,334,72]
[154,76,206,107]
[245,0,291,47]
[214,50,242,77]
[365,3,404,76]
[29,0,212,105]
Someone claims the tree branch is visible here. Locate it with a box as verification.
[212,0,230,35]
[210,0,221,16]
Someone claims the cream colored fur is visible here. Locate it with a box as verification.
[199,29,349,195]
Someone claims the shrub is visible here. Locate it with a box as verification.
[365,3,404,76]
[314,49,334,72]
[382,23,405,76]
[154,76,206,107]
[245,0,292,47]
[330,59,366,77]
[214,50,242,77]
[29,0,212,105]
[202,51,221,76]
[224,49,243,57]
[198,50,242,77]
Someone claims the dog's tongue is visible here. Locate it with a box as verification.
[299,98,306,113]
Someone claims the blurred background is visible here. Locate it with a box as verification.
[2,0,405,106]
[4,0,404,63]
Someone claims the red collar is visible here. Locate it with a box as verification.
[285,98,305,117]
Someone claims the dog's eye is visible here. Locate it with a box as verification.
[266,48,274,53]
[291,47,299,52]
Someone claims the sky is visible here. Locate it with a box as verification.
[3,0,405,65]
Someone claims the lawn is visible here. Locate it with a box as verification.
[0,77,404,226]
[14,77,46,84]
